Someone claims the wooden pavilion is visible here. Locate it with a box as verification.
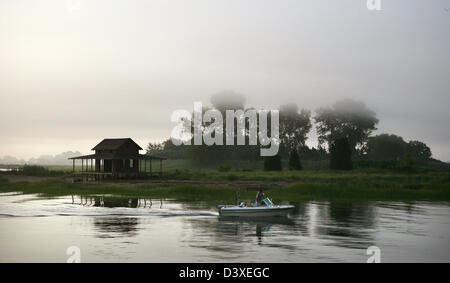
[69,138,166,179]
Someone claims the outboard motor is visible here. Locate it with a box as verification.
[217,205,225,214]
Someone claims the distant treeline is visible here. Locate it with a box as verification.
[1,165,66,177]
[0,151,82,166]
[146,92,448,171]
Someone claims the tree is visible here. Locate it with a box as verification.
[146,139,188,159]
[264,154,282,171]
[298,145,328,160]
[288,148,302,170]
[279,103,312,152]
[364,134,407,161]
[329,137,353,170]
[180,92,263,164]
[407,140,432,161]
[315,99,378,152]
[146,142,164,156]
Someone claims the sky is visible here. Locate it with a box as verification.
[0,0,449,161]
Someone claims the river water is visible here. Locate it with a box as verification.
[0,193,448,262]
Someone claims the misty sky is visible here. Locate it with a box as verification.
[0,0,449,161]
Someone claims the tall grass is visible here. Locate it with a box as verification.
[0,174,449,202]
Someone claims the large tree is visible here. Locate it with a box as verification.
[329,137,353,170]
[364,134,408,161]
[407,140,432,161]
[279,103,312,152]
[315,99,378,152]
[181,91,262,164]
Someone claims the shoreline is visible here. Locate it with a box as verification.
[1,172,450,202]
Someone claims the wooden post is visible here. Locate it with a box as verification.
[73,159,75,173]
[81,159,84,172]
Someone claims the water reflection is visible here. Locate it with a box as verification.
[93,217,139,238]
[1,194,443,262]
[180,201,379,256]
[218,216,297,245]
[70,196,170,239]
[70,196,377,249]
[310,202,377,249]
[72,195,164,208]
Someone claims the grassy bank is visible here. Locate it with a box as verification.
[1,170,450,202]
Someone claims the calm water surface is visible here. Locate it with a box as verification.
[0,193,449,262]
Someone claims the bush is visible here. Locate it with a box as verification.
[226,174,238,181]
[22,165,51,176]
[217,163,232,172]
[330,138,353,170]
[288,148,302,170]
[264,154,282,171]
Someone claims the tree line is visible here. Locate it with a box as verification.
[147,91,434,171]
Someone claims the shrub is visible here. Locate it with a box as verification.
[22,165,51,176]
[226,174,238,181]
[264,154,282,171]
[217,163,232,172]
[288,148,303,170]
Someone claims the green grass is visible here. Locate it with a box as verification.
[0,178,242,202]
[1,171,449,202]
[164,167,450,184]
[24,159,329,172]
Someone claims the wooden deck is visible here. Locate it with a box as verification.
[74,170,162,182]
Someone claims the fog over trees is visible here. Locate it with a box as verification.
[1,1,449,163]
[0,95,441,169]
[145,94,440,169]
[315,99,379,152]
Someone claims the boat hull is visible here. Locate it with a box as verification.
[218,205,294,217]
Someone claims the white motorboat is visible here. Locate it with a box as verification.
[218,198,294,217]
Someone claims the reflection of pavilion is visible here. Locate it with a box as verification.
[72,195,164,208]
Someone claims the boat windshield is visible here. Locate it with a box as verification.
[262,198,273,206]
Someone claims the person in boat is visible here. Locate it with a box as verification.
[256,189,264,206]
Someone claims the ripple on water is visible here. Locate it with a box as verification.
[0,193,449,262]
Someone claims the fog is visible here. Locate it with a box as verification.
[0,0,449,161]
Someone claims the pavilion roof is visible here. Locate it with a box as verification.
[91,138,143,151]
[68,153,166,160]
